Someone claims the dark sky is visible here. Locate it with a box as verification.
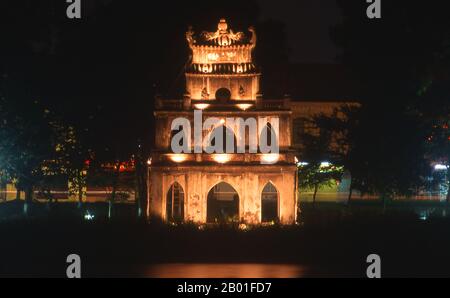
[259,0,342,63]
[80,0,342,64]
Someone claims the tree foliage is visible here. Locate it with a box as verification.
[328,0,450,199]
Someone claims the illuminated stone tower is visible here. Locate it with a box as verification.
[149,20,298,225]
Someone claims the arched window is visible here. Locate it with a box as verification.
[166,182,184,222]
[171,127,184,147]
[259,123,278,151]
[207,182,239,223]
[208,125,237,153]
[215,88,231,101]
[170,127,189,153]
[261,182,279,223]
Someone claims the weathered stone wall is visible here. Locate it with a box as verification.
[186,74,260,100]
[149,165,297,225]
[191,46,253,64]
[153,111,292,151]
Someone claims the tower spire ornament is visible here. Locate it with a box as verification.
[186,26,195,48]
[248,26,257,48]
[202,19,244,46]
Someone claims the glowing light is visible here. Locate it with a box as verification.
[202,64,212,73]
[294,157,299,164]
[237,104,253,111]
[220,38,230,46]
[434,164,449,171]
[213,154,231,164]
[261,154,279,164]
[226,52,236,59]
[419,211,428,221]
[194,104,210,110]
[207,53,219,61]
[169,154,187,163]
[298,162,309,167]
[84,212,95,221]
[147,158,152,166]
[219,119,226,125]
[320,162,331,167]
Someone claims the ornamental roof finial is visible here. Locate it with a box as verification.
[187,20,256,48]
[202,19,244,46]
[186,26,195,48]
[218,19,228,33]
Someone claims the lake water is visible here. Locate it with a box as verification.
[145,263,307,278]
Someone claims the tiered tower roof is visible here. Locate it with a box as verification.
[186,19,258,75]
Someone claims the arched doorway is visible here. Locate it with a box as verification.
[207,182,239,223]
[166,182,184,222]
[261,182,279,223]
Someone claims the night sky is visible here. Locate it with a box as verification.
[82,0,342,63]
[259,0,341,63]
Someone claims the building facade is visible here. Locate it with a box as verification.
[149,20,298,224]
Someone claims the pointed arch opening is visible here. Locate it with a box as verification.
[207,182,239,223]
[261,182,279,223]
[207,125,237,154]
[170,127,189,153]
[259,123,278,152]
[166,182,184,222]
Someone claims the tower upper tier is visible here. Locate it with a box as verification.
[185,19,261,101]
[186,19,257,67]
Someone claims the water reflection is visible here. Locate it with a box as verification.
[146,263,307,278]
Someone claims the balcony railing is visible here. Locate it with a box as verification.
[155,98,291,111]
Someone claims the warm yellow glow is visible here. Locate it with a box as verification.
[169,154,187,163]
[202,64,212,73]
[188,20,256,65]
[194,104,210,110]
[261,154,279,164]
[237,104,253,111]
[147,158,152,166]
[213,154,231,164]
[207,53,219,61]
[226,52,236,59]
[219,119,226,125]
[192,48,252,64]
